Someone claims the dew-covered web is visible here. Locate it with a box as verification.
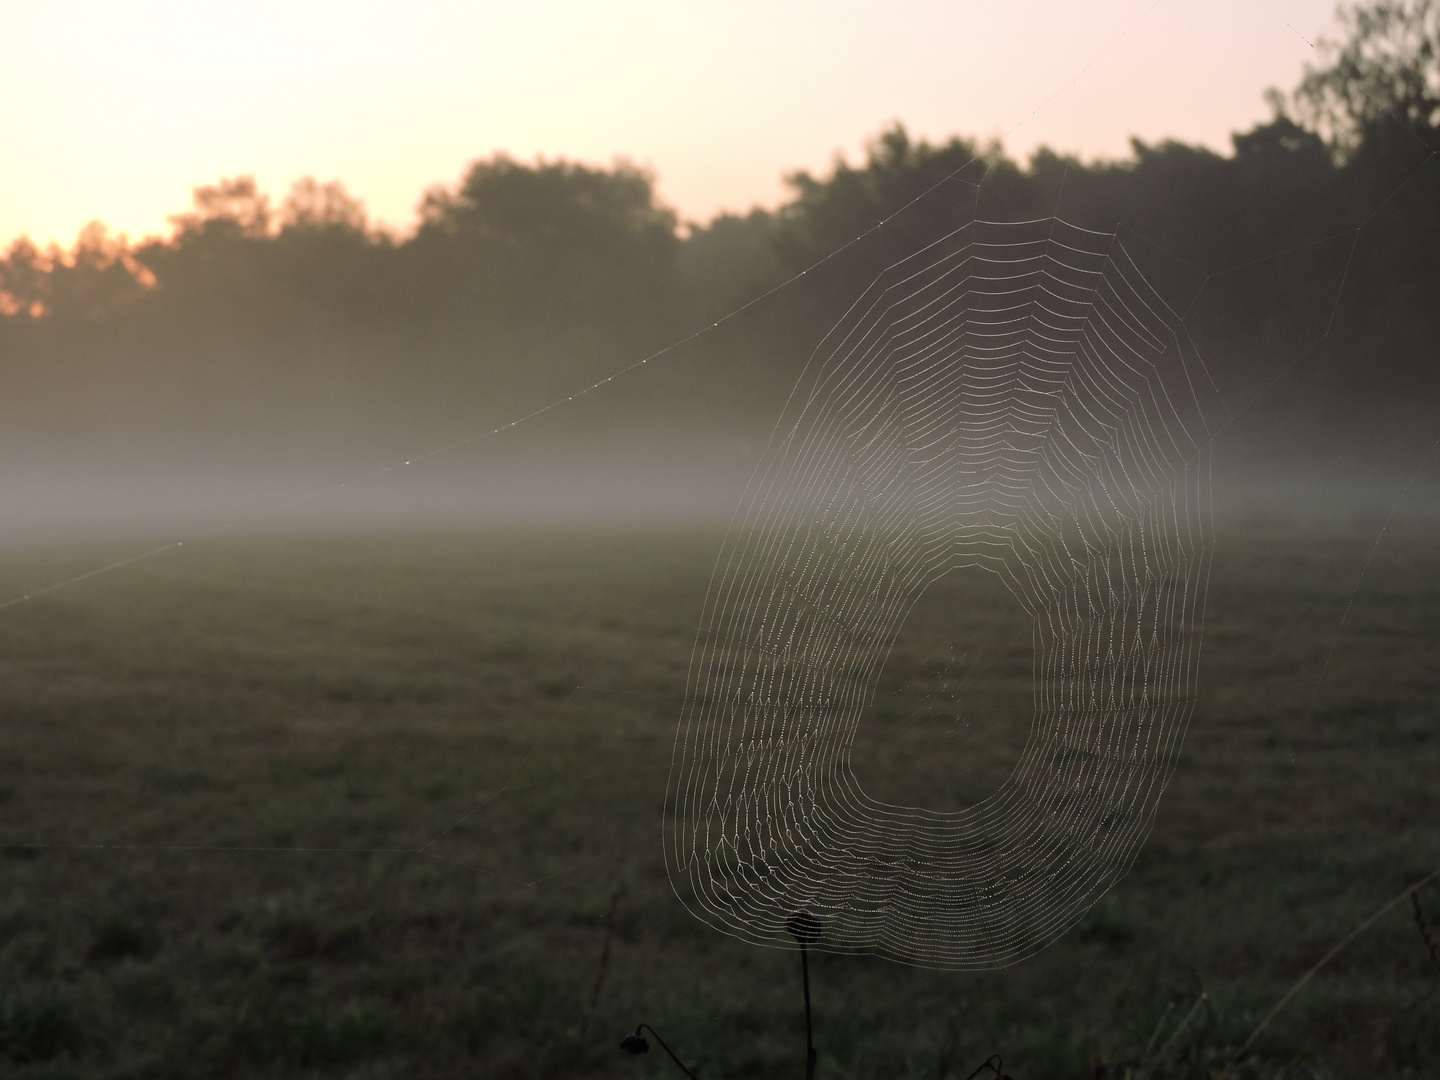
[668,216,1229,968]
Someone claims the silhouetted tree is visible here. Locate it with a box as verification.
[405,154,678,333]
[281,178,371,233]
[1292,0,1439,154]
[0,1,1434,473]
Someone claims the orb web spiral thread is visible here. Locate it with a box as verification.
[667,218,1223,969]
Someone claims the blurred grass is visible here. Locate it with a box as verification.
[0,525,1436,1078]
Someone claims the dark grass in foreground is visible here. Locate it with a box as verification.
[0,526,1436,1079]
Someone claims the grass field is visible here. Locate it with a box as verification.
[0,524,1437,1079]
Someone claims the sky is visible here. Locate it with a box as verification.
[2,0,1345,250]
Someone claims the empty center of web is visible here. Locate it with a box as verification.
[847,564,1034,814]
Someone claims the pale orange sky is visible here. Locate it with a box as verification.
[2,0,1342,250]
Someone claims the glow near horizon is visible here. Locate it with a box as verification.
[3,0,1340,250]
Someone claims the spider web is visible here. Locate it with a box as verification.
[667,216,1228,968]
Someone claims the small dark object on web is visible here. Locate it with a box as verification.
[619,1032,649,1054]
[787,909,823,944]
[619,1024,699,1079]
[962,1053,1013,1080]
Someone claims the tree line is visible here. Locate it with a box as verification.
[1,1,1436,471]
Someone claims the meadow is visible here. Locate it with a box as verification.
[0,523,1436,1079]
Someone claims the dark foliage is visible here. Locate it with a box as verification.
[0,2,1435,474]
